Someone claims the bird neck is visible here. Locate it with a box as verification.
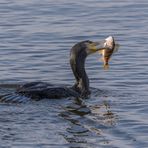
[70,52,90,98]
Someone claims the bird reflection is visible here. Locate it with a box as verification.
[59,97,117,147]
[59,97,90,145]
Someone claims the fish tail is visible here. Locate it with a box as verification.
[103,64,109,70]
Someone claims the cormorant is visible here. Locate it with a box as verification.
[0,36,115,102]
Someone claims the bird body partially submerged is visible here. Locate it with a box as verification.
[0,36,117,103]
[17,82,79,100]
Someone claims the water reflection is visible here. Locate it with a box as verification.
[90,100,116,126]
[60,97,117,147]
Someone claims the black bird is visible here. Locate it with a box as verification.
[0,36,115,103]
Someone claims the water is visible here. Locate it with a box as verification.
[0,0,148,147]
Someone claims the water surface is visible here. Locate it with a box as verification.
[0,0,148,147]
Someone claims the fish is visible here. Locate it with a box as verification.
[98,36,119,70]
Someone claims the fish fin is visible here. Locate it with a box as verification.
[113,44,120,53]
[98,49,104,55]
[103,64,109,70]
[99,57,104,62]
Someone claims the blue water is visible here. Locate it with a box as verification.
[0,0,148,147]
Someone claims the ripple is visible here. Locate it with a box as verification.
[0,0,148,147]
